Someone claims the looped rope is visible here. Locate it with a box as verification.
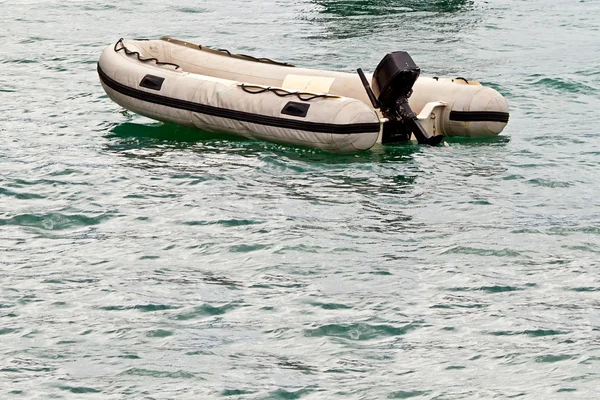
[208,47,294,67]
[160,37,295,67]
[238,53,294,67]
[239,84,338,102]
[114,38,181,70]
[215,48,232,56]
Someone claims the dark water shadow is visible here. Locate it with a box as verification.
[101,122,427,227]
[105,121,247,150]
[312,0,475,16]
[444,135,511,147]
[105,121,509,155]
[302,0,478,40]
[103,121,424,166]
[262,141,422,165]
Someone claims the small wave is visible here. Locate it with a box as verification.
[202,275,242,288]
[100,304,181,312]
[307,301,353,310]
[221,389,257,396]
[9,177,91,187]
[447,286,524,293]
[574,68,600,77]
[565,244,600,254]
[441,246,523,257]
[278,360,317,372]
[112,354,141,359]
[118,368,197,379]
[535,354,577,363]
[580,356,600,365]
[264,387,316,399]
[557,388,577,393]
[0,187,45,200]
[571,287,600,292]
[0,212,111,230]
[176,302,242,320]
[546,226,600,236]
[532,77,596,95]
[82,4,116,11]
[182,219,261,227]
[431,303,488,309]
[146,329,173,338]
[44,278,100,284]
[304,322,419,340]
[526,178,572,188]
[388,390,432,398]
[229,244,269,253]
[488,330,570,337]
[172,6,209,14]
[0,328,19,335]
[57,385,101,394]
[0,58,38,64]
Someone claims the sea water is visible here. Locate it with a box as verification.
[1,0,599,398]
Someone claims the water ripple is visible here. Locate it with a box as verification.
[1,0,600,398]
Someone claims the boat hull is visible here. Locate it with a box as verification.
[98,43,381,153]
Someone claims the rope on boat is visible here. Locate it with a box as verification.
[160,37,295,67]
[433,76,470,83]
[114,38,181,70]
[233,52,295,67]
[239,84,340,102]
[201,46,295,67]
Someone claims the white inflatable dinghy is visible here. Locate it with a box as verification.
[98,37,509,152]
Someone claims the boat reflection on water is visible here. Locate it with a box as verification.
[105,121,422,165]
[107,121,244,149]
[103,121,425,215]
[105,117,509,166]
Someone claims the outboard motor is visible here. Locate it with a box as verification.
[358,52,444,145]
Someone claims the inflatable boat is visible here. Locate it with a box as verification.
[98,37,509,153]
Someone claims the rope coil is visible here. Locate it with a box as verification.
[209,47,294,67]
[237,53,294,67]
[239,84,340,102]
[114,38,181,70]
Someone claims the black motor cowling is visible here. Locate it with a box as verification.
[357,52,444,146]
[372,51,420,109]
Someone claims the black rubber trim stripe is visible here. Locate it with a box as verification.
[450,111,510,123]
[98,64,380,135]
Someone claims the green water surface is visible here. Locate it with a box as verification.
[1,0,600,398]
